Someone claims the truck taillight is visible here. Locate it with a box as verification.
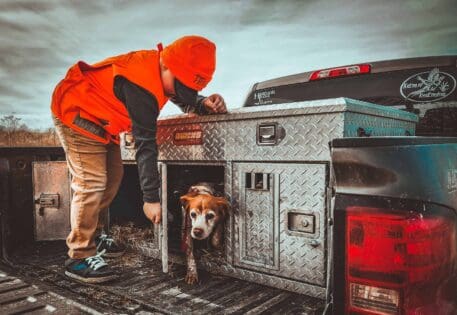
[310,64,370,80]
[345,206,457,315]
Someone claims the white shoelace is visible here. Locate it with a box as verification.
[85,250,108,271]
[96,234,115,252]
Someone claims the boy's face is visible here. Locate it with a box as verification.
[159,58,198,106]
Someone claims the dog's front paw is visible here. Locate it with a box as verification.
[185,272,199,285]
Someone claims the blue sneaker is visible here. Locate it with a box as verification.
[64,251,117,283]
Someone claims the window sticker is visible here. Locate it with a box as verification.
[400,68,456,102]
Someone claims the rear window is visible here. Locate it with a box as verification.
[244,66,457,136]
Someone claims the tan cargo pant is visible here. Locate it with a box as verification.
[52,115,124,259]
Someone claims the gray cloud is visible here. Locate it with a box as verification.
[0,0,54,12]
[0,18,30,33]
[1,0,456,129]
[0,84,30,99]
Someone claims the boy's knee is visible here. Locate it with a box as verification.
[72,174,108,193]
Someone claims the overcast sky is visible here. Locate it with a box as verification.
[1,0,456,129]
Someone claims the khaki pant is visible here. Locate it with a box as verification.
[53,115,124,259]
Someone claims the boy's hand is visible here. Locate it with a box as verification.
[143,202,161,224]
[202,94,227,114]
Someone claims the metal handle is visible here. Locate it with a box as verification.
[257,123,285,145]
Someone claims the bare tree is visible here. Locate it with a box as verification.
[0,114,22,131]
[0,114,24,146]
[0,114,60,147]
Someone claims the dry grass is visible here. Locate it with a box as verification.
[110,222,155,245]
[0,130,60,146]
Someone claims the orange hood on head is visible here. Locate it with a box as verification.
[161,35,216,91]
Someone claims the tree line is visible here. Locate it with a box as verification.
[0,114,59,147]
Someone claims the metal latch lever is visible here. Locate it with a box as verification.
[35,193,60,216]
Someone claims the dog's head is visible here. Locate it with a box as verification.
[180,192,229,240]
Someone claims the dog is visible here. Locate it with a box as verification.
[179,183,229,285]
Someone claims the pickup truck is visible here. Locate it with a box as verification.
[0,56,456,315]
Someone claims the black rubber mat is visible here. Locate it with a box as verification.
[8,241,325,314]
[0,267,102,314]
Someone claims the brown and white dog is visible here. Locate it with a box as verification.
[180,183,229,284]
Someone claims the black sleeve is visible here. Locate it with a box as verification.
[172,95,209,115]
[114,76,160,203]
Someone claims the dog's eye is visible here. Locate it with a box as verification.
[206,213,215,220]
[190,212,197,219]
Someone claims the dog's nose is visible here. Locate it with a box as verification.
[193,228,203,237]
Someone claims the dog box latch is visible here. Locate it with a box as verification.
[257,122,285,145]
[288,212,316,234]
[35,193,60,216]
[245,172,271,190]
[35,193,60,211]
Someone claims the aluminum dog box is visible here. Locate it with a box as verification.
[120,97,418,298]
[122,97,417,162]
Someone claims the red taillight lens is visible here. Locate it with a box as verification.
[345,206,457,315]
[310,64,371,81]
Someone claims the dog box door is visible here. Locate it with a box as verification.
[159,162,169,273]
[32,161,71,240]
[232,162,328,286]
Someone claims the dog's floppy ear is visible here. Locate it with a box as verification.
[210,197,229,249]
[180,193,196,253]
[180,192,197,209]
[215,197,230,219]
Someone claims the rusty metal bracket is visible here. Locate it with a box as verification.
[35,193,60,208]
[35,193,60,217]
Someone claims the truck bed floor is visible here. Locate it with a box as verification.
[6,241,325,314]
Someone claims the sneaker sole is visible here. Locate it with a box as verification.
[101,250,125,258]
[64,271,118,284]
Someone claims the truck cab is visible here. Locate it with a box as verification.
[244,55,457,136]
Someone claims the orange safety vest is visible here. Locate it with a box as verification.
[51,50,168,144]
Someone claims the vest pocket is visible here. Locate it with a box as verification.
[73,111,107,140]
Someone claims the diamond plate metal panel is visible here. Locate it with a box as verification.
[242,189,276,266]
[158,97,418,124]
[233,163,327,286]
[344,112,417,137]
[117,98,418,295]
[237,172,280,270]
[122,98,417,162]
[152,113,345,161]
[200,257,326,298]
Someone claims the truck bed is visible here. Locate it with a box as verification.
[5,241,325,314]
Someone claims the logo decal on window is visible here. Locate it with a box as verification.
[253,89,276,105]
[400,68,456,102]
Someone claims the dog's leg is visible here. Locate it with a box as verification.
[182,205,198,284]
[185,237,199,285]
[210,223,224,249]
